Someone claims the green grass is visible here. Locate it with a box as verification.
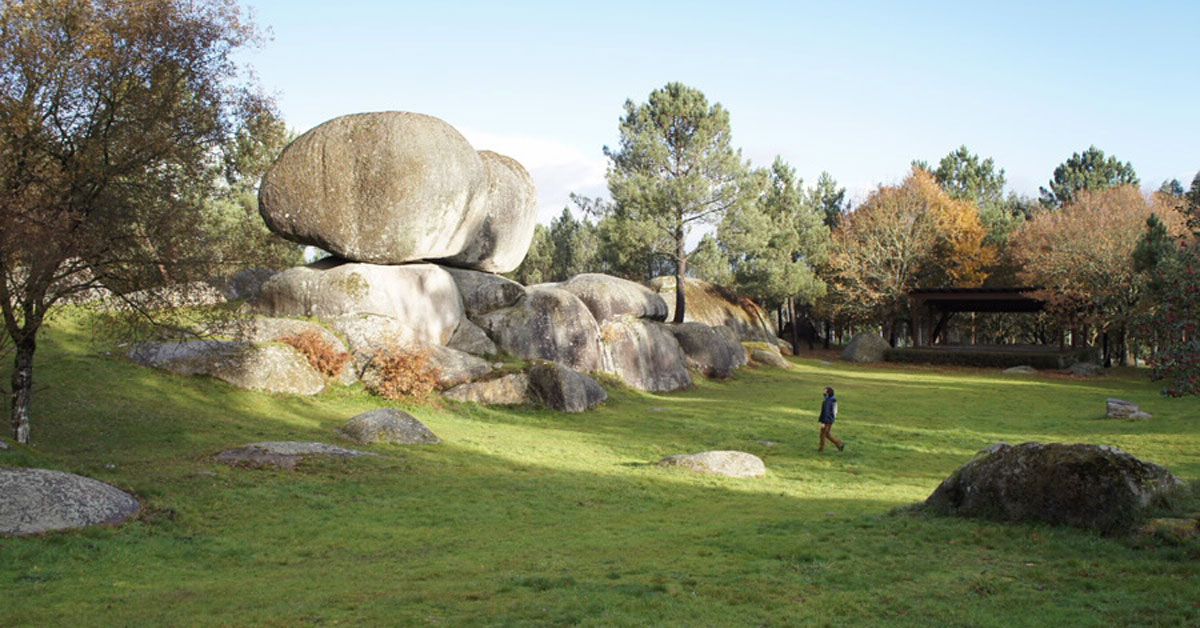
[1,316,1198,626]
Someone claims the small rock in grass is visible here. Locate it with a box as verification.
[1106,398,1152,420]
[751,349,791,369]
[658,451,766,478]
[339,409,440,445]
[0,439,8,451]
[1064,362,1102,377]
[215,441,374,470]
[1,468,140,536]
[1003,365,1037,374]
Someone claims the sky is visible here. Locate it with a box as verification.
[239,0,1200,225]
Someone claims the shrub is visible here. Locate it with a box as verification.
[884,347,1089,369]
[279,330,351,379]
[369,346,441,399]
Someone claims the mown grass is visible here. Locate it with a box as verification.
[1,316,1197,626]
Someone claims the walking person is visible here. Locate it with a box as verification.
[818,386,844,453]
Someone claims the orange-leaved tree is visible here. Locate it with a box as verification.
[826,169,995,343]
[1009,186,1187,364]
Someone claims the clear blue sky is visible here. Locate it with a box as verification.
[240,0,1200,223]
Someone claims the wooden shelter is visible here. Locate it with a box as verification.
[910,287,1044,347]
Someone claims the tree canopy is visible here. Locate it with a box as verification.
[604,82,754,323]
[1039,146,1139,208]
[0,0,271,443]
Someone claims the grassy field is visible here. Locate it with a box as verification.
[1,317,1198,626]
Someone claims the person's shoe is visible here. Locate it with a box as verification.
[836,443,845,452]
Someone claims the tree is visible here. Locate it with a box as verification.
[1185,171,1200,237]
[1011,186,1187,365]
[604,82,753,323]
[547,207,599,281]
[808,171,848,228]
[0,0,268,443]
[511,224,553,285]
[720,158,829,350]
[931,145,1006,208]
[1158,179,1185,198]
[687,234,733,286]
[826,169,995,343]
[1039,146,1139,208]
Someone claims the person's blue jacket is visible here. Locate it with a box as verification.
[819,395,838,424]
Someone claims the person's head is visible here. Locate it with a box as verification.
[825,386,834,398]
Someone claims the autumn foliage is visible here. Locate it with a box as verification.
[1010,186,1187,329]
[279,331,351,379]
[370,346,441,400]
[827,169,995,324]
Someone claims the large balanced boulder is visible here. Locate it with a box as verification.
[649,276,776,341]
[338,409,440,445]
[130,341,326,396]
[924,442,1184,534]
[255,259,464,347]
[440,151,539,272]
[600,317,692,392]
[527,362,607,413]
[555,273,668,323]
[841,333,890,363]
[669,322,747,379]
[443,373,532,405]
[478,287,604,372]
[658,451,767,478]
[442,266,526,318]
[259,112,536,273]
[1,468,140,536]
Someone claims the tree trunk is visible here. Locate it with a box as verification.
[10,331,36,444]
[672,231,686,324]
[789,298,801,354]
[823,320,831,350]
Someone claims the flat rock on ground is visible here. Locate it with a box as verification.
[339,409,440,445]
[1107,398,1152,420]
[1065,362,1103,377]
[1,468,140,536]
[924,442,1182,534]
[1003,365,1037,374]
[658,451,767,478]
[215,441,374,470]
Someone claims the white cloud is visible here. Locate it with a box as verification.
[460,129,608,224]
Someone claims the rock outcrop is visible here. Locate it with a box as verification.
[750,348,791,369]
[658,451,767,478]
[338,409,441,445]
[447,318,498,356]
[1,468,140,536]
[841,333,890,363]
[527,362,607,413]
[649,276,776,341]
[255,260,463,347]
[443,373,532,405]
[130,341,326,396]
[478,287,604,372]
[924,442,1183,533]
[556,273,668,323]
[442,267,526,318]
[259,112,536,273]
[600,317,692,392]
[669,322,747,378]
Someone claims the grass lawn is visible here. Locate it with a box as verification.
[1,316,1198,626]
